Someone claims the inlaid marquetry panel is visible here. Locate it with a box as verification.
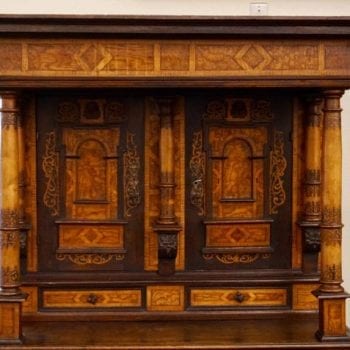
[58,224,124,249]
[209,126,267,219]
[146,286,185,312]
[292,284,319,310]
[144,98,185,271]
[190,288,287,307]
[206,223,270,247]
[0,303,20,340]
[322,299,347,336]
[63,128,119,220]
[43,289,142,308]
[0,39,349,78]
[21,286,38,314]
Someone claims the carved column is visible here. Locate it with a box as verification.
[153,98,181,276]
[314,90,349,341]
[299,96,322,273]
[0,91,26,344]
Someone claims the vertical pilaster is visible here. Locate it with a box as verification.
[0,91,25,344]
[153,98,181,276]
[314,89,349,341]
[300,96,322,273]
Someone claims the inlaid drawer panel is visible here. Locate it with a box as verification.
[42,289,142,309]
[190,288,287,308]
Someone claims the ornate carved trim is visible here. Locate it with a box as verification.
[323,264,342,281]
[56,253,125,265]
[323,207,341,225]
[305,169,321,184]
[303,227,321,253]
[42,131,59,217]
[2,266,19,284]
[270,130,287,214]
[252,100,274,121]
[1,112,18,128]
[203,253,271,264]
[124,132,141,217]
[0,209,18,228]
[0,231,18,248]
[325,115,341,129]
[203,100,226,120]
[57,100,127,124]
[158,233,178,259]
[57,101,80,123]
[189,131,205,216]
[322,229,342,246]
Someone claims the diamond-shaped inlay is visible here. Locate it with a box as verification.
[229,228,246,242]
[73,44,97,71]
[235,44,272,71]
[242,47,265,69]
[80,228,103,244]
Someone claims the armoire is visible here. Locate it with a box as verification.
[0,15,349,349]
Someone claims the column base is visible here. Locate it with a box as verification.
[313,289,350,342]
[0,293,26,344]
[315,330,350,342]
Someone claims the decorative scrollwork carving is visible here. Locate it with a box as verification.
[57,101,80,123]
[270,130,287,214]
[203,100,226,120]
[252,100,274,121]
[42,132,59,216]
[57,100,127,124]
[105,101,127,123]
[56,253,125,265]
[189,131,205,216]
[203,253,271,264]
[124,132,141,216]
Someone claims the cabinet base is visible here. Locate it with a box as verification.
[3,316,350,349]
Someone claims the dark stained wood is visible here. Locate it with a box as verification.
[0,15,350,37]
[0,15,349,347]
[1,317,349,349]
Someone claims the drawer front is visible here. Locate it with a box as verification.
[42,289,142,309]
[190,288,287,308]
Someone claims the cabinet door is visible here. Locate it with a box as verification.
[185,92,293,270]
[37,92,144,272]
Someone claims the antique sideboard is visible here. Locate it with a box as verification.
[0,16,350,349]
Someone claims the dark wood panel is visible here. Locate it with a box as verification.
[4,317,349,349]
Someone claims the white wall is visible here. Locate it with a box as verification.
[1,0,350,319]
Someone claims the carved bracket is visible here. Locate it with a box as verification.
[302,226,321,253]
[154,226,181,276]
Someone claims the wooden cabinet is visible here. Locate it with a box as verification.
[0,15,349,348]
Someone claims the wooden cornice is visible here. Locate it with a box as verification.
[0,15,350,38]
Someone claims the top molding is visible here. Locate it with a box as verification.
[1,15,350,37]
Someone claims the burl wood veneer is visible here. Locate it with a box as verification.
[0,15,349,349]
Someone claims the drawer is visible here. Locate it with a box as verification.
[42,289,142,309]
[190,288,287,308]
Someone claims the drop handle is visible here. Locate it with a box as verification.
[86,294,99,305]
[234,291,245,303]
